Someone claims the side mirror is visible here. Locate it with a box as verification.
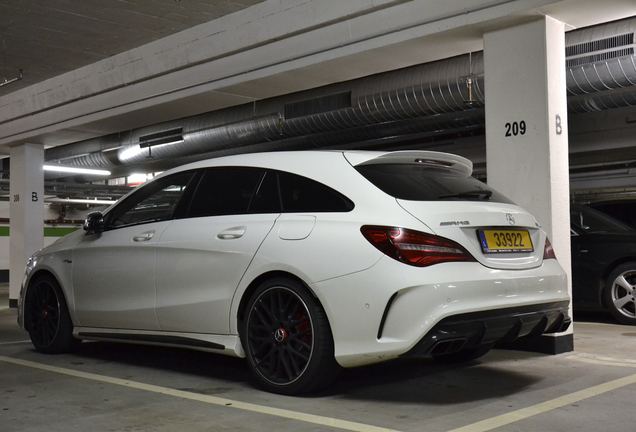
[84,211,105,234]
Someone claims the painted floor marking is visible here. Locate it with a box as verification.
[447,371,636,432]
[0,339,30,346]
[3,353,636,432]
[567,353,636,369]
[0,355,398,432]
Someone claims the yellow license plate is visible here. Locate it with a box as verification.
[478,229,533,253]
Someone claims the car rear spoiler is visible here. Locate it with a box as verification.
[343,150,473,176]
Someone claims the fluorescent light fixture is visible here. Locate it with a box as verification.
[140,139,184,148]
[127,173,153,185]
[46,198,116,205]
[102,146,122,152]
[43,165,111,176]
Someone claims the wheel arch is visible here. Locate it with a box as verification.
[236,270,323,329]
[600,257,636,307]
[23,269,68,330]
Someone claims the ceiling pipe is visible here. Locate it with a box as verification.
[46,16,636,173]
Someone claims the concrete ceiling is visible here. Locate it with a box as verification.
[0,0,264,96]
[1,0,634,154]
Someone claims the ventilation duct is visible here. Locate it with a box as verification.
[45,16,636,171]
[139,128,184,149]
[565,17,636,113]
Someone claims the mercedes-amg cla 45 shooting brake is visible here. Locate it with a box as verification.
[19,151,571,394]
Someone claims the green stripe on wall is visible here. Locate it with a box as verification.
[44,227,79,237]
[0,226,79,237]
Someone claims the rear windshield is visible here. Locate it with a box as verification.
[356,163,513,203]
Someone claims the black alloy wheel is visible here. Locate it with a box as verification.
[25,275,76,353]
[241,277,339,394]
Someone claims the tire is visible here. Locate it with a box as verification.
[24,274,77,353]
[432,345,492,364]
[604,262,636,325]
[240,277,340,394]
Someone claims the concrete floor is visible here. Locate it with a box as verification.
[2,284,636,432]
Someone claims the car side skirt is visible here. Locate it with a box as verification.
[73,327,245,358]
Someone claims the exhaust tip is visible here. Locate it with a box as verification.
[430,338,467,355]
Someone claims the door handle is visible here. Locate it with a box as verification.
[217,226,246,240]
[132,231,155,242]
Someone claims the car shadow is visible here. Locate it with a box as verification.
[324,355,542,403]
[71,342,541,404]
[73,341,250,386]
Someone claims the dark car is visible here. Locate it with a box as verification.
[589,200,636,229]
[571,205,636,325]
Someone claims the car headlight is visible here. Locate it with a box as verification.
[25,255,37,275]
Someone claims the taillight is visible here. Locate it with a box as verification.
[360,225,475,267]
[543,238,557,260]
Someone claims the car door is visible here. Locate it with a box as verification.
[73,171,196,330]
[570,212,602,306]
[155,167,280,334]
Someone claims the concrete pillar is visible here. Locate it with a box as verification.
[9,143,44,307]
[484,17,572,353]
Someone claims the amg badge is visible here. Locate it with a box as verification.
[440,220,470,226]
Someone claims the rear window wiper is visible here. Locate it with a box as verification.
[438,190,493,200]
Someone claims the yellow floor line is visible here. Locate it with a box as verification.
[447,372,636,432]
[0,355,398,432]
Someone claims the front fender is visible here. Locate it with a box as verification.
[18,252,75,330]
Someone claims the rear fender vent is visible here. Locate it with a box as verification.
[284,92,352,119]
[139,127,184,148]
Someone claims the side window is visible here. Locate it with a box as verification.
[278,171,354,212]
[108,171,194,228]
[249,171,282,214]
[188,167,265,218]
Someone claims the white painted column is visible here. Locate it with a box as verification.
[485,17,572,351]
[9,143,44,307]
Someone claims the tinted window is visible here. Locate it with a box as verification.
[356,164,512,203]
[590,202,636,228]
[249,171,282,214]
[108,171,194,228]
[278,171,354,212]
[571,205,632,233]
[188,167,265,218]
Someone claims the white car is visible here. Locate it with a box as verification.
[18,150,570,394]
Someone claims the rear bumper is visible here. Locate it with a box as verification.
[314,257,569,367]
[403,301,571,357]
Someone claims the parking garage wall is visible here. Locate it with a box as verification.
[0,201,90,279]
